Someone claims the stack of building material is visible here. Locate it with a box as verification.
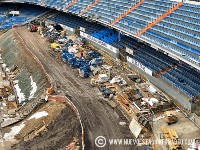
[116,94,131,112]
[161,127,183,150]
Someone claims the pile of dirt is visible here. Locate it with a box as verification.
[12,102,81,150]
[16,102,66,140]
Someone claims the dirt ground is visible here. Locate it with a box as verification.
[16,102,67,141]
[10,27,136,150]
[12,102,81,150]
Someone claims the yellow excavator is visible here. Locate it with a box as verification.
[50,43,61,51]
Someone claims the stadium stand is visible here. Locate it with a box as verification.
[0,0,199,99]
[83,0,138,24]
[49,12,105,34]
[0,16,6,24]
[140,2,200,64]
[43,0,71,10]
[0,4,49,29]
[0,16,29,29]
[162,64,200,97]
[86,1,199,65]
[92,28,119,44]
[80,0,101,16]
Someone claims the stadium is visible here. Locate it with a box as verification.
[0,0,199,149]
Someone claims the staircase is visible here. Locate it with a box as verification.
[80,0,101,16]
[110,0,145,26]
[135,2,183,36]
[64,0,79,10]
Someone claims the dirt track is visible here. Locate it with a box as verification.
[13,27,135,150]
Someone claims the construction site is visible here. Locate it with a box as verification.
[0,2,200,150]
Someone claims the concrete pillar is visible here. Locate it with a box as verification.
[118,31,121,42]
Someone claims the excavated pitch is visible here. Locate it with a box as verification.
[1,27,136,150]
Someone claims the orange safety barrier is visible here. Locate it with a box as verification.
[136,2,183,36]
[80,0,101,16]
[111,0,145,26]
[64,0,79,10]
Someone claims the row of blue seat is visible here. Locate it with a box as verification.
[141,32,199,63]
[162,72,198,97]
[49,13,120,45]
[49,13,104,34]
[0,16,6,24]
[66,0,93,14]
[84,0,139,24]
[0,4,50,30]
[0,16,29,29]
[93,30,118,44]
[110,35,178,73]
[10,0,200,65]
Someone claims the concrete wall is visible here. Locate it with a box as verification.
[84,38,119,58]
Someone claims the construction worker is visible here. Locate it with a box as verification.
[192,139,200,150]
[80,50,84,58]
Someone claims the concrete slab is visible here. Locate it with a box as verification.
[129,118,143,138]
[153,111,200,149]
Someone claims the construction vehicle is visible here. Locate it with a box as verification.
[28,24,37,32]
[164,111,178,125]
[51,43,61,51]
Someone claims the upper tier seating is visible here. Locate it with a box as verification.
[43,0,72,10]
[66,0,94,14]
[114,0,177,34]
[16,0,41,4]
[84,0,137,24]
[140,2,200,63]
[10,0,200,64]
